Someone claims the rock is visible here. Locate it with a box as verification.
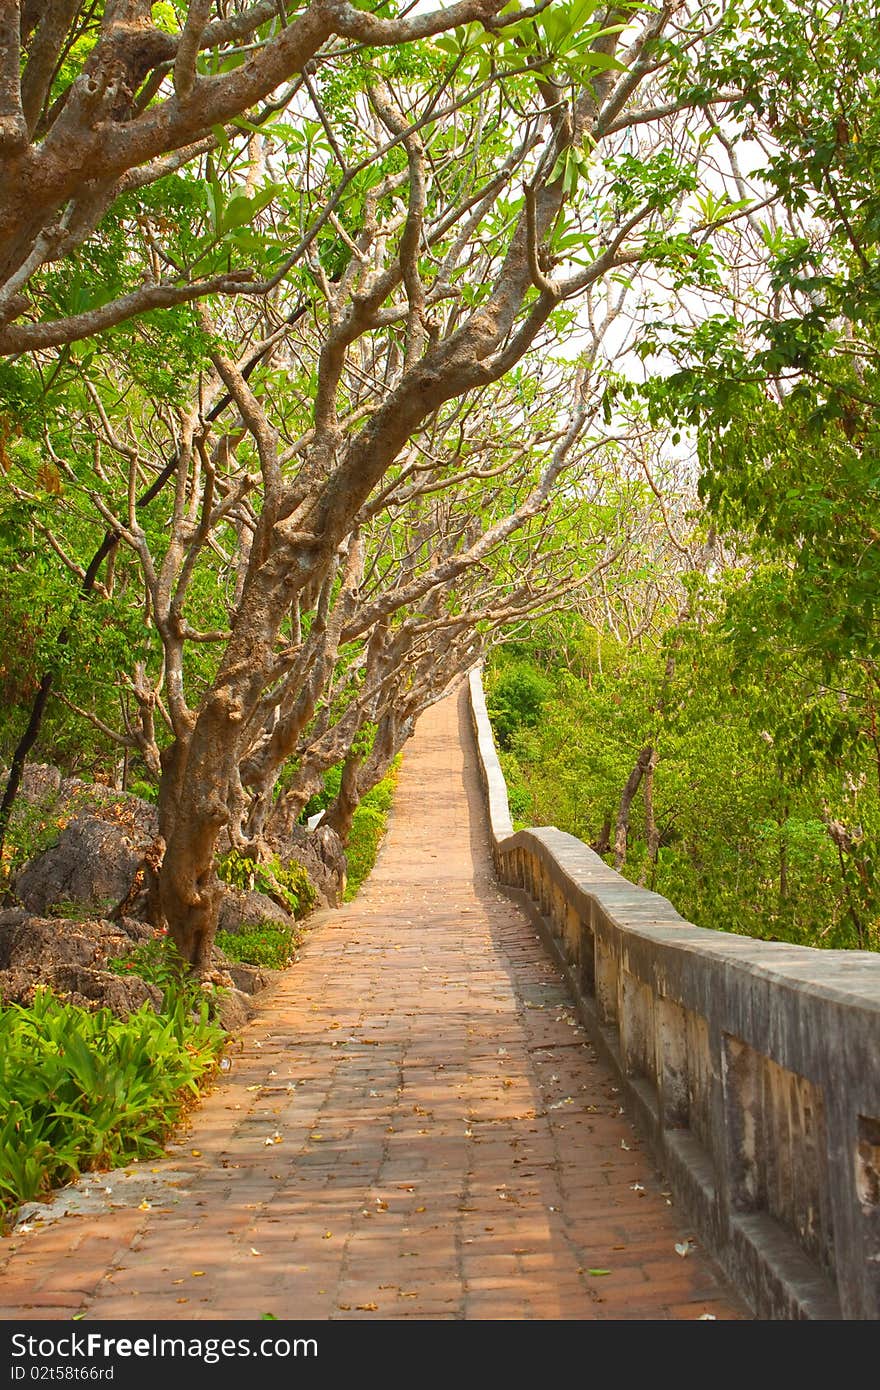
[50,965,160,1016]
[216,885,296,935]
[117,916,154,945]
[0,913,164,1018]
[0,963,162,1016]
[0,913,134,972]
[211,988,255,1031]
[12,812,158,919]
[275,824,347,909]
[221,962,279,996]
[56,780,159,840]
[14,763,62,806]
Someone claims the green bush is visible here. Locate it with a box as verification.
[216,924,299,969]
[0,982,224,1222]
[0,795,62,896]
[128,778,158,804]
[486,662,552,750]
[498,750,532,829]
[109,934,208,1018]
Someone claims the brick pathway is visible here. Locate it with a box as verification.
[0,687,749,1321]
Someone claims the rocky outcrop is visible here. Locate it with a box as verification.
[1,766,319,1028]
[13,814,155,919]
[0,910,162,1017]
[0,911,280,1025]
[216,886,296,935]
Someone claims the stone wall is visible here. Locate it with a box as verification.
[468,668,880,1319]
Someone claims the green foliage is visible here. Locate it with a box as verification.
[343,764,400,901]
[216,849,317,919]
[108,934,208,1022]
[486,661,552,750]
[128,779,158,805]
[216,924,299,970]
[0,984,223,1221]
[487,612,880,952]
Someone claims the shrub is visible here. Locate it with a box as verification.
[0,983,223,1221]
[487,662,552,750]
[0,795,62,896]
[216,924,299,970]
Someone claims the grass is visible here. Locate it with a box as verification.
[343,763,399,901]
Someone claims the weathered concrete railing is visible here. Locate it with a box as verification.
[469,667,880,1320]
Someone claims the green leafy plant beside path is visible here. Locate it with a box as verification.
[0,975,224,1226]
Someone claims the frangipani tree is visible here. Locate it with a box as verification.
[1,1,767,966]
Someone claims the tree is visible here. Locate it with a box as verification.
[636,0,880,939]
[2,1,761,967]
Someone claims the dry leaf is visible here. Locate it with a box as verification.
[356,1303,378,1311]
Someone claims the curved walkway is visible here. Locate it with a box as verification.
[0,688,749,1321]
